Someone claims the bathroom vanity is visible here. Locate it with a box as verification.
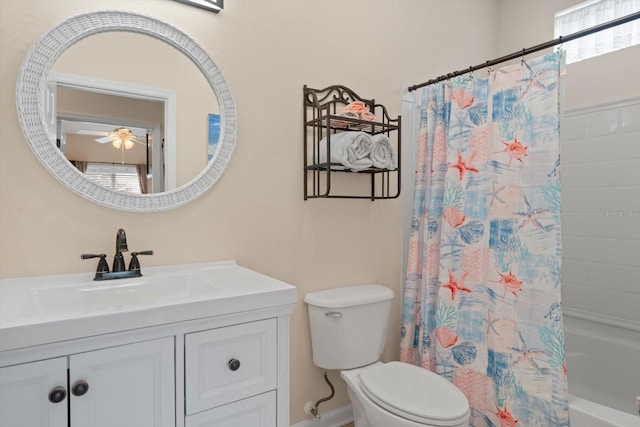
[0,261,296,427]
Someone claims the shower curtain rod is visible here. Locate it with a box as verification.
[408,11,640,92]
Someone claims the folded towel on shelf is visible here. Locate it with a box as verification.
[335,101,377,124]
[318,131,373,171]
[370,134,397,169]
[339,101,367,115]
[331,110,360,128]
[338,110,360,119]
[359,110,376,122]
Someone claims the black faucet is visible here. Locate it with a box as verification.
[112,228,128,272]
[81,228,153,281]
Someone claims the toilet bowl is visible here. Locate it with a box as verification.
[341,362,469,427]
[304,285,470,427]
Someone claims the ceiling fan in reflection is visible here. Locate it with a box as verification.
[92,127,146,150]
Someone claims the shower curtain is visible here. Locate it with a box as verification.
[400,52,569,426]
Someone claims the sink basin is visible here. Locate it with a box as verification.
[30,273,218,316]
[0,260,297,352]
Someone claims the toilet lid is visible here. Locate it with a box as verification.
[359,362,469,426]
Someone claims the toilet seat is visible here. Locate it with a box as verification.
[358,362,469,426]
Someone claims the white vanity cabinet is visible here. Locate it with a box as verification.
[0,357,67,427]
[0,337,175,427]
[0,261,296,427]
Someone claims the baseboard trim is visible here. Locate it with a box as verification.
[290,404,353,427]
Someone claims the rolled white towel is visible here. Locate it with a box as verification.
[318,132,373,171]
[370,134,397,169]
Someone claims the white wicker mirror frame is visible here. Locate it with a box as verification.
[16,10,236,212]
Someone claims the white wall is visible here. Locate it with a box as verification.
[0,0,499,423]
[498,0,640,331]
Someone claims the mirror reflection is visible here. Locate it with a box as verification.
[50,31,220,195]
[57,87,165,194]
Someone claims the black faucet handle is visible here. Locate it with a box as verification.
[81,253,104,260]
[133,250,154,256]
[128,250,153,272]
[81,254,109,273]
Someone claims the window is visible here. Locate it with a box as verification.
[554,0,640,64]
[85,163,142,194]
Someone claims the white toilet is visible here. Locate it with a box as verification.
[304,285,470,427]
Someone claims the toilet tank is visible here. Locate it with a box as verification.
[304,285,394,370]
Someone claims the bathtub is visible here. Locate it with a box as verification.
[564,312,640,427]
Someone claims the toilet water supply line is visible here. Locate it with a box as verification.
[304,371,335,418]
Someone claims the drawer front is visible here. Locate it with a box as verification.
[185,391,276,427]
[185,319,277,414]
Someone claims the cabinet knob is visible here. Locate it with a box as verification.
[71,380,89,396]
[48,386,67,403]
[228,358,241,371]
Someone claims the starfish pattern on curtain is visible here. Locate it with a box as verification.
[400,52,569,427]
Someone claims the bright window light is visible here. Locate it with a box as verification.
[85,164,142,194]
[554,0,640,63]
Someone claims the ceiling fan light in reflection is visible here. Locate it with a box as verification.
[112,137,136,150]
[105,127,139,150]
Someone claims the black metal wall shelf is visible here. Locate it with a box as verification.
[303,85,401,200]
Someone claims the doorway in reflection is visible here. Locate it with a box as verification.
[55,85,166,194]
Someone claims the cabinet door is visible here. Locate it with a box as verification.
[185,391,276,427]
[0,357,68,427]
[69,337,175,427]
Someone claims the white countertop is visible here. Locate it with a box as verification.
[0,261,297,352]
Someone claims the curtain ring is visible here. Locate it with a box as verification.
[486,61,492,75]
[521,48,527,66]
[469,66,474,79]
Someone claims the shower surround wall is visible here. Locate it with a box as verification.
[560,99,640,329]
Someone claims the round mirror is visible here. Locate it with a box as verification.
[16,10,236,212]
